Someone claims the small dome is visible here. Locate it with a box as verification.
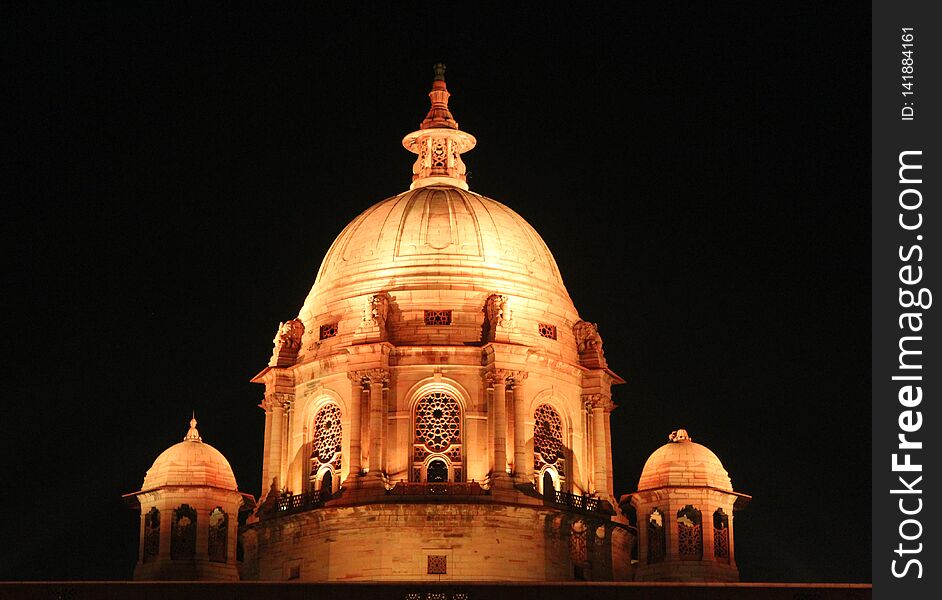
[638,429,732,491]
[142,418,238,491]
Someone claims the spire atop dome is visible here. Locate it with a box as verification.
[184,413,202,442]
[403,64,477,190]
[420,63,458,130]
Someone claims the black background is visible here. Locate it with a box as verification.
[1,3,870,582]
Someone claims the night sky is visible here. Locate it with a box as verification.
[2,4,870,583]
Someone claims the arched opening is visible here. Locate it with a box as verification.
[647,508,666,564]
[170,504,196,561]
[542,470,556,498]
[427,459,448,482]
[208,507,228,563]
[321,469,333,496]
[142,507,159,563]
[310,402,342,490]
[412,390,463,482]
[713,508,730,563]
[677,505,703,560]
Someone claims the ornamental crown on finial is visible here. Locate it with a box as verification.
[668,429,692,443]
[184,413,202,442]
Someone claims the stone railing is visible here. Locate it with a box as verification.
[386,481,489,497]
[260,489,327,520]
[549,490,605,514]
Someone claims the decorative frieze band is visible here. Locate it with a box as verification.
[581,393,614,411]
[347,368,390,386]
[484,368,528,387]
[262,391,295,412]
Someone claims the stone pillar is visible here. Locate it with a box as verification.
[367,369,389,476]
[603,405,614,496]
[347,374,364,477]
[585,394,611,497]
[702,501,716,562]
[509,371,531,483]
[260,403,272,499]
[487,369,508,477]
[268,394,286,492]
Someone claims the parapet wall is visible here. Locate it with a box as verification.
[240,500,631,582]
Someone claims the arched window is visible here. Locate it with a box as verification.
[427,459,448,482]
[542,470,556,497]
[677,505,703,560]
[647,508,666,564]
[533,404,565,482]
[208,507,228,563]
[171,504,197,560]
[143,507,160,563]
[713,508,730,563]
[321,469,333,496]
[310,402,342,488]
[412,391,462,482]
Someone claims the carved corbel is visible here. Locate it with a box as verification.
[573,320,607,369]
[269,318,305,367]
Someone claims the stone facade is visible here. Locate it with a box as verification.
[242,65,632,582]
[126,65,750,584]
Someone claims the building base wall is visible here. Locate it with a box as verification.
[240,501,630,582]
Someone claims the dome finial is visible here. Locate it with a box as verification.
[402,65,477,190]
[669,429,692,443]
[184,412,202,442]
[420,62,458,130]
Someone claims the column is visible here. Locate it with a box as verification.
[268,395,286,492]
[260,402,272,498]
[510,371,531,482]
[367,369,388,475]
[702,500,716,562]
[590,400,608,497]
[347,373,364,476]
[487,369,508,477]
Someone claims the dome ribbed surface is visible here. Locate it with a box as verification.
[638,440,732,491]
[297,185,581,352]
[142,439,238,491]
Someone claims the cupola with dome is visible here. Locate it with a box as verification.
[125,417,253,581]
[621,429,751,582]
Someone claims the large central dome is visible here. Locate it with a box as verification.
[298,186,579,348]
[296,66,583,357]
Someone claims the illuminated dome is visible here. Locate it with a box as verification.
[142,418,238,491]
[637,429,733,491]
[244,65,629,584]
[295,65,587,360]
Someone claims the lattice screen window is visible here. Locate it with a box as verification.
[647,508,666,564]
[319,323,338,339]
[310,403,342,480]
[533,404,564,474]
[424,310,452,325]
[208,507,228,563]
[713,508,730,562]
[413,390,463,481]
[143,507,159,563]
[171,504,197,561]
[427,555,447,574]
[414,392,461,451]
[677,505,703,560]
[538,323,557,339]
